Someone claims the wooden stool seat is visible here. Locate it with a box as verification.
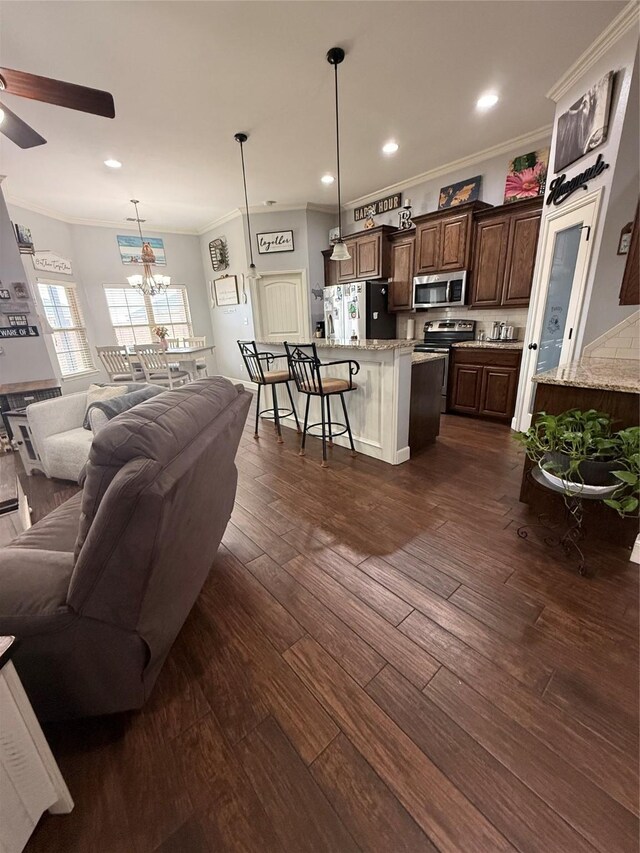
[263,370,293,384]
[301,377,357,394]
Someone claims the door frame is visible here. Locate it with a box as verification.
[249,268,311,343]
[512,187,603,432]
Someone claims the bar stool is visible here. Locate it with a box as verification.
[237,340,301,443]
[284,342,359,468]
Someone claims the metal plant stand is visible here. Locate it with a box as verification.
[517,467,608,577]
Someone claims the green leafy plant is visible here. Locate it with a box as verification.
[604,427,640,518]
[515,411,640,517]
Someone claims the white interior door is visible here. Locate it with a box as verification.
[513,188,602,431]
[251,270,310,343]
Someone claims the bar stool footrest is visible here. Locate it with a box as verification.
[304,421,349,439]
[259,407,294,421]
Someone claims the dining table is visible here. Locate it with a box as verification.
[128,345,216,381]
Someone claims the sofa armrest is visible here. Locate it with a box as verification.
[0,547,74,621]
[27,393,87,461]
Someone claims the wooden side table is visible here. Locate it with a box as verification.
[0,637,74,853]
[5,411,45,476]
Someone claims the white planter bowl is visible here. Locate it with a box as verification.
[540,466,618,497]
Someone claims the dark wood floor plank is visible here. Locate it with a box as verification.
[284,636,515,852]
[246,553,385,685]
[283,528,414,625]
[368,665,598,853]
[400,609,638,812]
[230,503,299,565]
[424,668,638,853]
[154,817,210,853]
[169,713,280,852]
[236,717,357,853]
[282,553,438,688]
[311,733,437,852]
[222,520,264,564]
[368,548,461,598]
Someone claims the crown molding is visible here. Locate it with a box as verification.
[547,1,640,102]
[345,124,553,208]
[3,193,201,235]
[196,202,335,236]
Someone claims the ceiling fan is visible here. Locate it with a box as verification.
[0,67,115,149]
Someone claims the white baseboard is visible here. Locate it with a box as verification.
[631,535,640,565]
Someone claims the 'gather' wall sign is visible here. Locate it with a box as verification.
[545,154,609,206]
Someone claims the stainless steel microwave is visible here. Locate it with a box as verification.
[413,271,467,309]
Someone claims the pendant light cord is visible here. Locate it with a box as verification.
[131,200,145,244]
[238,141,256,268]
[333,63,343,240]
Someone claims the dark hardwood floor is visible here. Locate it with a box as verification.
[16,411,640,853]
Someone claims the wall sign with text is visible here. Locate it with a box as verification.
[32,252,73,275]
[0,325,40,338]
[546,154,609,206]
[257,230,294,254]
[354,193,402,222]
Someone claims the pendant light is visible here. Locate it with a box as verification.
[234,132,260,281]
[125,199,170,296]
[327,47,350,262]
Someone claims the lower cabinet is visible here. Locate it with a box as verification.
[448,348,521,422]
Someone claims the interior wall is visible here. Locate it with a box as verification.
[581,46,639,345]
[0,189,56,386]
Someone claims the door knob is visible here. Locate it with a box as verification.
[528,343,538,350]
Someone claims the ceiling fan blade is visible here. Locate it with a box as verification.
[0,67,115,118]
[0,100,46,148]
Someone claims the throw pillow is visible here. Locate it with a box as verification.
[84,384,126,420]
[84,384,165,431]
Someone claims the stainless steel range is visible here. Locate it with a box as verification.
[414,319,476,412]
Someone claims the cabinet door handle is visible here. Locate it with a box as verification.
[527,343,538,350]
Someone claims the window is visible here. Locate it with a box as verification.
[104,286,193,347]
[37,282,94,377]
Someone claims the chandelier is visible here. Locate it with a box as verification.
[126,199,170,296]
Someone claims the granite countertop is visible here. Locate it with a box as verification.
[533,358,640,394]
[452,341,524,351]
[412,352,446,366]
[256,338,414,351]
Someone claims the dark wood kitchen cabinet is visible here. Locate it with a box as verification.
[469,198,542,308]
[619,200,639,306]
[413,201,491,275]
[330,225,396,283]
[388,233,415,311]
[448,346,521,422]
[322,249,338,287]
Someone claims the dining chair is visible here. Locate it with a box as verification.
[182,337,208,377]
[134,344,191,389]
[96,345,144,384]
[237,340,300,443]
[284,341,359,468]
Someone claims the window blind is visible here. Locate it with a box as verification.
[104,286,193,346]
[37,282,94,377]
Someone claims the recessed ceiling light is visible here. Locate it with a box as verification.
[382,141,399,155]
[476,93,499,110]
[104,158,122,169]
[321,174,335,185]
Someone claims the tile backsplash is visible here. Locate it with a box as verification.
[396,307,530,341]
[582,311,640,361]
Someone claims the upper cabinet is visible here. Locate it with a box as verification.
[469,198,542,308]
[619,200,639,306]
[388,233,415,311]
[414,202,491,275]
[322,249,339,288]
[335,225,395,283]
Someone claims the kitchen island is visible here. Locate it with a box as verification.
[255,339,444,464]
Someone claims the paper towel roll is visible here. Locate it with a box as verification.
[406,318,415,340]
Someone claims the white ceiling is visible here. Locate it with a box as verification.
[0,1,625,233]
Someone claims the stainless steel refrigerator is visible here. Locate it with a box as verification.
[323,282,395,341]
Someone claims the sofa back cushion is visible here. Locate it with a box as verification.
[68,379,251,663]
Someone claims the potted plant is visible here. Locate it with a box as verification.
[515,410,639,502]
[153,325,169,350]
[604,427,640,518]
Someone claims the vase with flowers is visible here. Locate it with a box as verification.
[153,325,169,350]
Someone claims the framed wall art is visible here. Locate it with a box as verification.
[554,71,614,173]
[504,149,549,203]
[256,230,294,254]
[438,176,482,209]
[213,275,239,307]
[117,235,167,266]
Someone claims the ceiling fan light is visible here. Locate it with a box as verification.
[330,240,351,262]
